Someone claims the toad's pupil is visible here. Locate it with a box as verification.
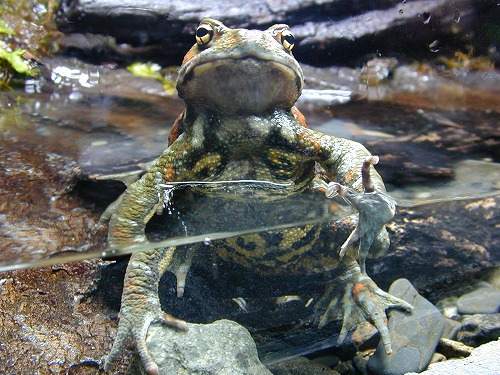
[283,34,294,45]
[197,28,209,38]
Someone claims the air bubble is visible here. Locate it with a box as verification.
[428,40,440,53]
[422,12,431,24]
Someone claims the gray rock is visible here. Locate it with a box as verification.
[437,338,474,359]
[428,352,446,364]
[353,350,373,375]
[489,268,500,290]
[366,278,445,375]
[131,319,272,375]
[457,313,500,347]
[457,284,500,314]
[267,357,340,375]
[435,296,459,319]
[405,339,500,375]
[442,317,462,340]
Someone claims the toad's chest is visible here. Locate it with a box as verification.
[172,111,318,188]
[182,149,315,183]
[160,190,350,276]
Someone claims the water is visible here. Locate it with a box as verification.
[1,59,498,288]
[2,77,496,271]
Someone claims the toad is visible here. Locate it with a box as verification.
[103,19,412,374]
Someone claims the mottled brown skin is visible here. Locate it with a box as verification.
[104,19,412,374]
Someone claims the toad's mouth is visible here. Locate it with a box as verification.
[177,58,303,115]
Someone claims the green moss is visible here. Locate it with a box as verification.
[0,0,59,89]
[0,20,15,36]
[127,62,177,95]
[0,47,38,76]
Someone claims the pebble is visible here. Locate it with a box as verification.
[489,268,500,289]
[405,339,500,375]
[366,278,445,375]
[353,349,374,375]
[442,317,462,339]
[456,313,500,347]
[437,338,474,359]
[428,352,446,364]
[456,283,500,314]
[267,357,340,375]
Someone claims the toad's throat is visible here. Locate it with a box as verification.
[178,58,302,115]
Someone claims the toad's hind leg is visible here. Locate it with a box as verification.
[104,247,188,375]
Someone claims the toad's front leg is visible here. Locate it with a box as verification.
[103,153,191,374]
[104,247,188,375]
[304,129,395,270]
[326,156,397,273]
[297,129,411,353]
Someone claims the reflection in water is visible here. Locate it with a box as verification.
[50,65,100,88]
[391,160,500,207]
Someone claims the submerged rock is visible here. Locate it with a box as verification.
[442,317,462,340]
[457,284,500,315]
[267,356,340,375]
[128,319,271,375]
[366,278,445,375]
[437,338,474,359]
[0,261,125,374]
[456,313,500,347]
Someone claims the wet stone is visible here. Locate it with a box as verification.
[442,317,462,340]
[489,268,500,290]
[267,357,340,375]
[437,338,474,359]
[456,313,500,347]
[366,278,445,375]
[428,352,446,364]
[128,319,271,375]
[456,284,500,314]
[56,0,488,67]
[352,349,374,375]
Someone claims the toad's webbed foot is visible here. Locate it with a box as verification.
[317,264,413,354]
[326,156,396,273]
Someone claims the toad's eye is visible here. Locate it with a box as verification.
[281,29,295,51]
[196,23,214,45]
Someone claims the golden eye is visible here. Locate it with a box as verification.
[196,23,214,45]
[281,29,295,51]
